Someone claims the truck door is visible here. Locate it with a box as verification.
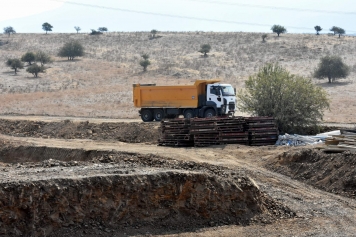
[207,85,224,110]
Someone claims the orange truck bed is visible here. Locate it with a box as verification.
[133,80,220,108]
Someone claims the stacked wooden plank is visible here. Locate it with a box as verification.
[190,118,221,147]
[158,119,193,147]
[323,129,356,153]
[245,117,279,146]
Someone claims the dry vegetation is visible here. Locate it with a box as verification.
[0,32,355,122]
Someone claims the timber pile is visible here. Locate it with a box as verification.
[245,117,279,146]
[158,119,193,147]
[323,129,356,153]
[159,116,278,147]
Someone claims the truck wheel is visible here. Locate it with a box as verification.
[184,109,194,119]
[204,109,216,118]
[141,109,154,122]
[154,109,164,121]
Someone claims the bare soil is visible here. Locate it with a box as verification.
[0,118,356,236]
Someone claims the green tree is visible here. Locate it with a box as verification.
[58,41,84,60]
[3,26,16,36]
[271,25,287,36]
[262,34,268,42]
[21,52,35,65]
[90,29,102,35]
[314,25,322,35]
[139,54,151,72]
[330,26,339,35]
[26,63,45,77]
[314,56,350,83]
[150,29,158,38]
[98,27,108,32]
[35,51,52,66]
[238,63,329,134]
[6,58,24,74]
[198,44,211,57]
[42,22,53,34]
[336,27,345,38]
[74,26,81,33]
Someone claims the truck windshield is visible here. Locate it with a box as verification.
[221,86,235,96]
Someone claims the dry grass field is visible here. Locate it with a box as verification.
[0,32,355,122]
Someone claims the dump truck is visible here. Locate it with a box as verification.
[133,80,236,122]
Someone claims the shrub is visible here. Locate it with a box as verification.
[58,41,84,60]
[6,58,24,74]
[21,52,35,65]
[238,63,329,134]
[198,44,211,57]
[271,25,287,36]
[26,63,45,77]
[35,51,52,66]
[139,54,151,72]
[42,22,53,34]
[314,56,350,83]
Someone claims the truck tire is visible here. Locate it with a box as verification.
[204,108,216,118]
[184,109,194,119]
[154,109,164,121]
[141,109,154,122]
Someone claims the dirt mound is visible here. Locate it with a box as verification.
[0,119,159,143]
[267,148,356,198]
[0,144,295,236]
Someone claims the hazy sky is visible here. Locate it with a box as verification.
[1,0,355,34]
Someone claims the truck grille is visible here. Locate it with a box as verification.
[229,103,235,111]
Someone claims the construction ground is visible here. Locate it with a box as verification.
[0,115,356,236]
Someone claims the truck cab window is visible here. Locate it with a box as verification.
[210,87,220,96]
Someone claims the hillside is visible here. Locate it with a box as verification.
[0,32,355,122]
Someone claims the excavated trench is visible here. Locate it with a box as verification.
[0,143,294,236]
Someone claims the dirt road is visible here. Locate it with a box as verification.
[1,132,356,236]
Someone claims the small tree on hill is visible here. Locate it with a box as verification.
[330,26,339,35]
[336,27,345,38]
[314,25,322,35]
[21,52,35,65]
[6,58,24,74]
[26,63,45,77]
[151,29,158,38]
[42,22,53,34]
[35,51,52,66]
[58,41,84,60]
[139,54,151,72]
[74,26,81,33]
[198,44,211,57]
[90,29,102,35]
[262,34,268,42]
[271,25,287,36]
[238,64,329,134]
[314,56,350,83]
[98,27,108,33]
[3,26,16,36]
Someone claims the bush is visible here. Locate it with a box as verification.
[35,51,52,66]
[314,56,350,83]
[271,25,287,36]
[58,41,84,60]
[90,29,102,35]
[238,64,329,134]
[26,63,45,77]
[6,58,24,74]
[198,44,211,57]
[21,52,35,65]
[262,34,268,42]
[139,54,151,71]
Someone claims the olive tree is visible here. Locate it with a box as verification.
[238,64,329,134]
[21,52,35,65]
[314,56,350,83]
[198,44,211,57]
[139,53,151,72]
[35,51,52,66]
[150,29,158,38]
[26,63,45,77]
[6,58,24,74]
[314,25,322,35]
[58,41,84,60]
[271,25,287,36]
[42,22,53,34]
[74,26,81,33]
[3,26,16,36]
[98,27,108,32]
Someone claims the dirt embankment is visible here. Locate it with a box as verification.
[0,144,294,236]
[0,119,159,144]
[267,148,356,199]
